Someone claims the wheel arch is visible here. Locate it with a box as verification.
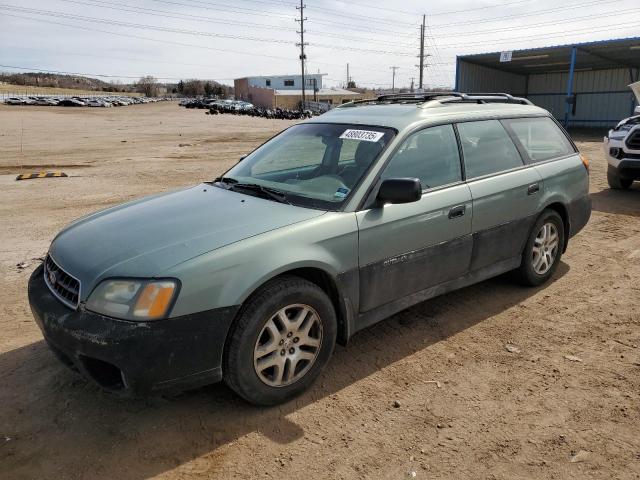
[543,202,570,252]
[227,264,355,351]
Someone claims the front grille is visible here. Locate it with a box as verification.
[44,255,80,309]
[625,129,640,150]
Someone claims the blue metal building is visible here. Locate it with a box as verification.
[455,37,640,128]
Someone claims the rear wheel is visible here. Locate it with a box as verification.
[516,210,565,286]
[608,169,633,189]
[223,276,337,405]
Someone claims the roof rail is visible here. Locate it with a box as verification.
[338,91,532,108]
[444,93,533,106]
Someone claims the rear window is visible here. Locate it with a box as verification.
[503,117,575,163]
[457,120,523,179]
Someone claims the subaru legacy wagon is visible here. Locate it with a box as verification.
[28,93,591,405]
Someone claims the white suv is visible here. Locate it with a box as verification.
[603,81,640,189]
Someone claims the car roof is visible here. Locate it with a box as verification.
[306,102,550,132]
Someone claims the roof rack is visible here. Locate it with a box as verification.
[339,92,532,107]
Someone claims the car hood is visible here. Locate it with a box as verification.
[50,184,325,298]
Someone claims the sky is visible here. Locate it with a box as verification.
[0,0,639,89]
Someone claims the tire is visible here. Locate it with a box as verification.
[608,169,633,189]
[515,209,565,287]
[223,276,337,406]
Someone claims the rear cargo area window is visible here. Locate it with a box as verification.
[503,117,575,163]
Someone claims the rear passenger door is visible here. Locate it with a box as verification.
[357,124,473,313]
[457,119,543,271]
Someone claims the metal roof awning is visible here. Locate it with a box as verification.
[458,36,640,75]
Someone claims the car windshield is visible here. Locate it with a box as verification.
[218,123,395,210]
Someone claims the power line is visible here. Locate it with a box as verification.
[428,0,533,16]
[147,0,416,37]
[54,0,416,48]
[0,5,414,56]
[432,8,640,38]
[429,0,623,29]
[2,12,409,81]
[303,5,418,28]
[435,19,640,49]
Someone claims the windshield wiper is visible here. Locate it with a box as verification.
[212,176,238,185]
[228,182,292,205]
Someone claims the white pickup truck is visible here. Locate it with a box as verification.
[603,81,640,189]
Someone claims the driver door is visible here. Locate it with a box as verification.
[356,124,473,312]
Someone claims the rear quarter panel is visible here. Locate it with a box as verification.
[533,154,590,237]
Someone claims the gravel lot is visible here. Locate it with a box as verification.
[0,102,638,479]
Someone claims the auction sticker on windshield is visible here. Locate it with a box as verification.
[340,129,385,142]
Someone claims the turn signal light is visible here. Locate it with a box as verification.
[580,154,590,173]
[133,282,177,319]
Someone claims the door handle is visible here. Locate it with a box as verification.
[448,205,466,219]
[527,183,540,195]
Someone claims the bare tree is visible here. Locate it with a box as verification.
[182,79,205,97]
[137,76,159,97]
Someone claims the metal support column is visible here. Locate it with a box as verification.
[563,46,577,127]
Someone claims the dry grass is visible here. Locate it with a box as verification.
[0,83,141,97]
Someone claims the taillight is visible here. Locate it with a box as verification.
[580,153,590,173]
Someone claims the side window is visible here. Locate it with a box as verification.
[381,124,462,189]
[457,120,523,179]
[503,117,575,163]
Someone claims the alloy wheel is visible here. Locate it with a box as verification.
[532,222,559,275]
[253,304,323,387]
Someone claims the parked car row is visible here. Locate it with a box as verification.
[3,95,171,107]
[179,97,317,120]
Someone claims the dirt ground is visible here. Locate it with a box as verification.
[0,102,638,480]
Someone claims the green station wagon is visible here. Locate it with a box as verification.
[28,93,591,405]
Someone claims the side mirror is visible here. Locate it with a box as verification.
[376,178,422,205]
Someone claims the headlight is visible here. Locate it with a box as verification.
[86,279,179,321]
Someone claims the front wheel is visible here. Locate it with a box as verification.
[516,210,565,286]
[223,276,337,405]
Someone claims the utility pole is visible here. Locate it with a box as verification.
[419,14,425,90]
[410,77,415,93]
[346,63,350,87]
[295,0,307,111]
[390,66,399,93]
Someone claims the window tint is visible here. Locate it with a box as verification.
[457,120,523,179]
[226,123,394,209]
[250,132,326,175]
[381,124,462,189]
[504,117,575,163]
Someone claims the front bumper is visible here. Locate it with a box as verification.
[28,264,239,395]
[604,138,640,179]
[612,160,640,180]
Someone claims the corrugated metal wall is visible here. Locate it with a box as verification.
[457,61,638,127]
[528,68,636,127]
[456,61,526,94]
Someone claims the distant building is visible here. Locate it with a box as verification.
[234,74,365,109]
